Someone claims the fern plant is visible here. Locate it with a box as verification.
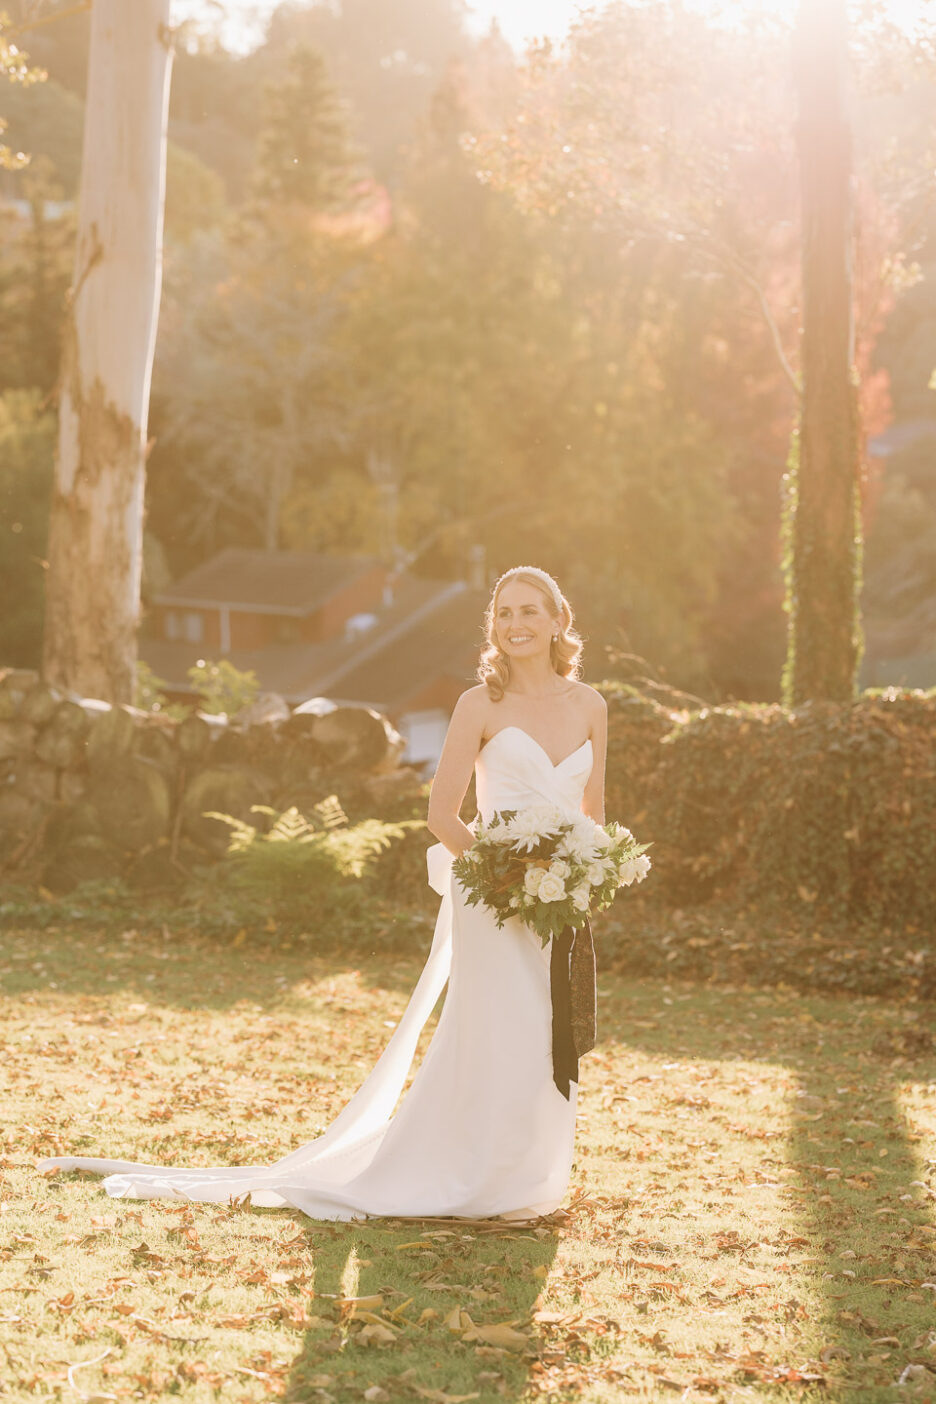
[204,797,411,903]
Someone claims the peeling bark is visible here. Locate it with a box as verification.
[43,0,173,703]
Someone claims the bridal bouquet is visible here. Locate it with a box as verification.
[452,806,651,946]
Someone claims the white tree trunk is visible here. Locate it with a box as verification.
[43,0,173,703]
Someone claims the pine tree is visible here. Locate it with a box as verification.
[253,44,361,212]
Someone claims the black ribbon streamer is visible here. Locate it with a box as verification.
[550,919,597,1100]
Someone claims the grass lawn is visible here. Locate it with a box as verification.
[1,922,935,1403]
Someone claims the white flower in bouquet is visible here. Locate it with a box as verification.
[537,870,567,903]
[523,865,547,897]
[452,802,651,945]
[619,854,652,886]
[556,833,591,863]
[571,883,591,912]
[506,808,562,853]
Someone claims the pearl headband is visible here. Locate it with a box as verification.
[491,566,565,616]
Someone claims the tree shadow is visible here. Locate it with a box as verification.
[280,1215,559,1402]
[0,923,431,1009]
[600,979,936,1393]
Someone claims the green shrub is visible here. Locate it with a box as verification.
[188,658,260,717]
[609,686,936,930]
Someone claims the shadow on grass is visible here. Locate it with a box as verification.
[0,922,431,1009]
[604,979,936,1396]
[281,1219,558,1402]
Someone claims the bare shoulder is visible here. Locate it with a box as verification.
[447,684,492,736]
[451,683,489,720]
[568,679,607,723]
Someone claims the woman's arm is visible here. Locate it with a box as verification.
[427,688,487,857]
[582,690,608,825]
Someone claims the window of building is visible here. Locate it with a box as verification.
[183,611,204,643]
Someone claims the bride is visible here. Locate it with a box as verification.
[37,565,608,1222]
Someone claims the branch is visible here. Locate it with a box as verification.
[5,1,92,39]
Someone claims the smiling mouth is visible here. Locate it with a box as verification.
[507,634,534,644]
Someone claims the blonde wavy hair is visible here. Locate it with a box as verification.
[477,566,583,702]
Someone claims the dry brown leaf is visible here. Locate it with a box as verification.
[463,1323,528,1350]
[356,1323,397,1346]
[353,1311,396,1328]
[442,1306,464,1332]
[413,1390,481,1403]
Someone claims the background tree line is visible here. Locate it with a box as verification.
[1,0,935,701]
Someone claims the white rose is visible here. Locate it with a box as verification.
[523,865,547,896]
[634,854,651,882]
[549,859,571,880]
[571,883,591,912]
[537,871,567,903]
[587,862,609,887]
[618,857,643,886]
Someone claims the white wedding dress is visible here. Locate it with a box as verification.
[37,727,593,1221]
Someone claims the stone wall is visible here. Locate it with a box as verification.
[0,669,418,892]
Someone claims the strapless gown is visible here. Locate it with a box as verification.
[36,726,594,1221]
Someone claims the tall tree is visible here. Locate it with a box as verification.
[42,0,173,701]
[783,0,862,704]
[253,43,361,211]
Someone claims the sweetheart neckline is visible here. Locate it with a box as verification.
[480,725,593,770]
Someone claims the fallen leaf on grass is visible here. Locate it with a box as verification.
[414,1390,480,1403]
[363,1388,391,1402]
[352,1311,397,1328]
[356,1323,397,1346]
[337,1293,384,1313]
[443,1307,475,1332]
[462,1323,529,1350]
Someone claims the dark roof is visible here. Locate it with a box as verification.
[153,548,380,614]
[325,586,488,712]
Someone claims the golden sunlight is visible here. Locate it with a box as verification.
[175,0,935,54]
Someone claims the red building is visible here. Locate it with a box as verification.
[142,549,486,765]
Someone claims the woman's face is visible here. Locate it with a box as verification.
[492,580,557,659]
